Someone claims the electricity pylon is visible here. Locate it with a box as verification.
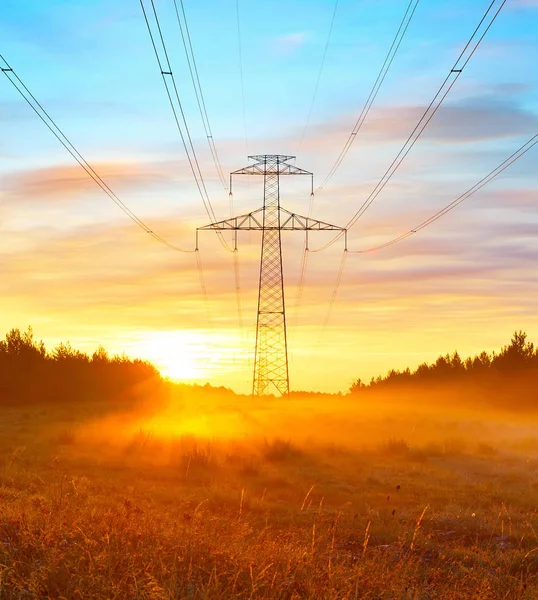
[198,155,346,396]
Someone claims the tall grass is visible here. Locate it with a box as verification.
[2,396,538,598]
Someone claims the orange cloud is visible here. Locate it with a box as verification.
[1,160,188,202]
[3,207,538,393]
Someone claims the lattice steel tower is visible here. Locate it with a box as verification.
[198,155,345,396]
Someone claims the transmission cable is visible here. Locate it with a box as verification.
[316,132,537,340]
[315,0,508,340]
[317,0,420,191]
[0,54,194,253]
[313,0,507,252]
[318,133,538,343]
[172,0,228,191]
[316,250,348,346]
[233,251,244,331]
[291,243,310,329]
[232,233,244,331]
[236,0,248,156]
[296,0,339,156]
[170,0,243,314]
[139,0,233,252]
[195,249,213,329]
[348,132,538,254]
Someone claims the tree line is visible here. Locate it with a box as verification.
[0,327,160,405]
[350,330,538,400]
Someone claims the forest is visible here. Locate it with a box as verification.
[0,326,159,405]
[350,330,538,407]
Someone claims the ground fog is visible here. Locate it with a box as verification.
[1,383,538,598]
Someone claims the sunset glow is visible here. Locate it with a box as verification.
[1,0,537,393]
[3,3,538,596]
[135,331,209,382]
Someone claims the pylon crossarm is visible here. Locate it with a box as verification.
[198,207,346,232]
[232,155,312,177]
[232,164,312,176]
[279,208,346,231]
[198,208,264,231]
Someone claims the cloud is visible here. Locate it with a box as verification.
[0,216,259,317]
[459,82,534,98]
[271,32,307,54]
[510,0,538,7]
[296,208,538,300]
[3,197,538,392]
[361,97,538,144]
[1,160,188,203]
[297,95,538,153]
[0,221,205,330]
[482,188,538,212]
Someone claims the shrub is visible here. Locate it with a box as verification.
[262,438,301,462]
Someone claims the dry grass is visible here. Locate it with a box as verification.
[1,390,538,598]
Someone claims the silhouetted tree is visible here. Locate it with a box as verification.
[492,330,534,372]
[349,378,367,393]
[349,330,538,409]
[1,326,45,360]
[0,327,160,406]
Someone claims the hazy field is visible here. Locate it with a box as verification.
[2,384,538,599]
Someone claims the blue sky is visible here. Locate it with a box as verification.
[1,0,537,392]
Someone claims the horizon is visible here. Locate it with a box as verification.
[1,324,534,397]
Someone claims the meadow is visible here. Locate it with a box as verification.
[2,381,538,599]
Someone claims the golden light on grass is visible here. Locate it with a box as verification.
[3,380,538,597]
[128,411,250,439]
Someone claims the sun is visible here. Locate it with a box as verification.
[122,328,250,390]
[156,350,201,381]
[136,331,206,382]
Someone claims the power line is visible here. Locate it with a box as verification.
[317,250,348,346]
[317,0,420,191]
[313,0,506,252]
[168,0,238,260]
[348,132,538,254]
[139,0,210,216]
[296,0,339,156]
[233,248,244,331]
[292,243,309,329]
[139,0,233,252]
[232,247,249,379]
[0,54,194,253]
[195,249,213,328]
[307,0,509,346]
[316,129,536,338]
[231,230,244,333]
[172,0,228,191]
[170,0,245,328]
[236,0,248,156]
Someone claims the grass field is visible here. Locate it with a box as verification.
[2,384,538,599]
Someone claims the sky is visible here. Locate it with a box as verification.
[1,0,537,394]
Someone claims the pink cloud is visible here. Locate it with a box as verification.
[296,97,538,153]
[1,161,182,202]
